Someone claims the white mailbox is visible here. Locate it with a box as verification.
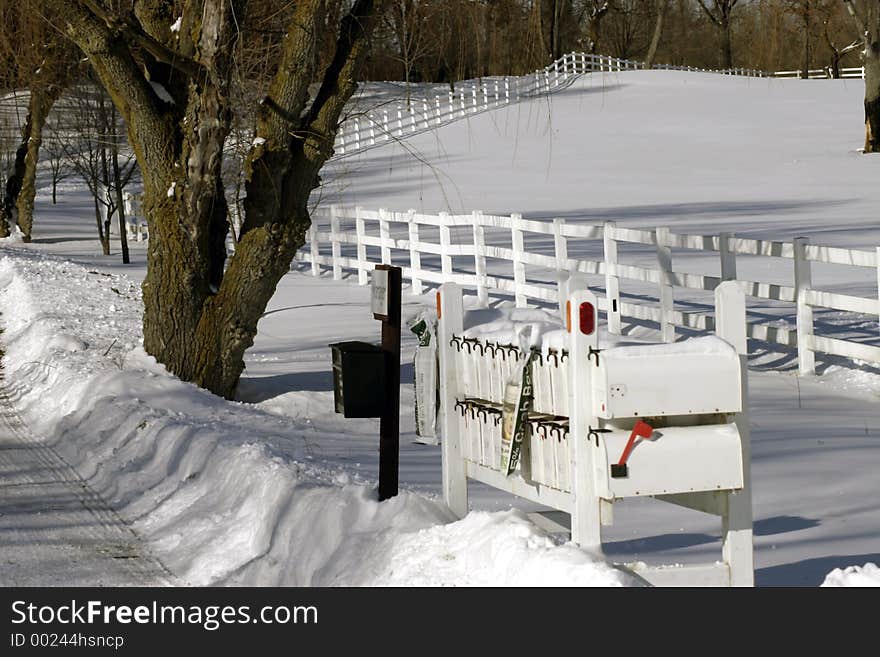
[592,336,742,420]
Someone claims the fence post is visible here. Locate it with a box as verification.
[714,281,754,587]
[720,231,737,281]
[438,282,468,517]
[504,78,510,103]
[379,208,392,264]
[439,212,453,280]
[396,104,403,136]
[876,247,880,333]
[355,206,368,285]
[794,237,815,375]
[511,212,527,307]
[553,218,568,317]
[353,119,361,151]
[330,204,342,280]
[409,105,416,132]
[382,110,389,141]
[309,215,320,277]
[472,211,488,305]
[435,96,442,125]
[471,83,478,112]
[422,99,429,129]
[655,226,675,342]
[369,118,376,146]
[407,209,422,295]
[604,221,622,335]
[494,79,500,104]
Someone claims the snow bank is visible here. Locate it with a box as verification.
[821,563,880,587]
[0,247,635,586]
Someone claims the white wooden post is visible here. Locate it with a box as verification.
[409,105,416,132]
[655,226,675,342]
[494,80,500,104]
[309,218,320,277]
[422,99,429,129]
[354,119,361,151]
[472,211,488,305]
[553,218,568,317]
[720,231,737,281]
[330,204,342,280]
[396,105,403,137]
[511,212,527,307]
[338,130,345,155]
[569,288,603,550]
[604,221,622,335]
[379,208,392,264]
[482,84,489,110]
[369,119,376,146]
[404,211,422,295]
[794,237,814,375]
[459,88,466,114]
[355,206,368,285]
[715,281,754,587]
[435,96,442,125]
[471,83,478,112]
[382,110,389,141]
[876,247,880,333]
[554,58,560,86]
[438,283,468,517]
[439,212,453,280]
[504,78,510,103]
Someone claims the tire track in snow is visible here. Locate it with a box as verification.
[0,350,175,586]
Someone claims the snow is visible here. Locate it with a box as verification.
[2,70,880,586]
[821,562,880,587]
[167,181,176,197]
[0,249,634,586]
[149,81,174,105]
[252,137,266,146]
[170,17,182,33]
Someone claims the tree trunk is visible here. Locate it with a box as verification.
[645,0,667,68]
[864,42,880,153]
[14,84,65,242]
[720,19,733,69]
[801,9,812,80]
[109,112,130,264]
[94,194,110,256]
[50,0,384,399]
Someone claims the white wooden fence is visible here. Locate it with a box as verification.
[300,205,880,376]
[773,67,865,79]
[330,52,866,160]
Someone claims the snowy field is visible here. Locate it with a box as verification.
[1,70,879,587]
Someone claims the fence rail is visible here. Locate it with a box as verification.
[300,205,880,376]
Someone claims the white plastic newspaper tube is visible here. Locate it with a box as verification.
[437,280,753,586]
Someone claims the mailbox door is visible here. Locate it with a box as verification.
[596,423,744,499]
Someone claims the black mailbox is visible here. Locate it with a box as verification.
[329,341,387,418]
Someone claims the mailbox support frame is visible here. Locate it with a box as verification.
[436,280,754,586]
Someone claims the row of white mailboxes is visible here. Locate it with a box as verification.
[451,334,742,420]
[452,401,745,499]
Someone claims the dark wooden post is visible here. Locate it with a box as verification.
[375,265,402,501]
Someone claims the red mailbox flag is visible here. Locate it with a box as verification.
[611,420,654,478]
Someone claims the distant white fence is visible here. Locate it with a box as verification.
[773,67,865,79]
[331,53,865,159]
[300,205,880,375]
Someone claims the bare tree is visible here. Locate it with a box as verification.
[844,0,880,152]
[0,2,77,240]
[644,0,669,67]
[57,82,137,259]
[822,16,860,78]
[41,0,387,398]
[696,0,739,69]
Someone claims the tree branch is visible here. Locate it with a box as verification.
[79,0,204,79]
[695,0,722,26]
